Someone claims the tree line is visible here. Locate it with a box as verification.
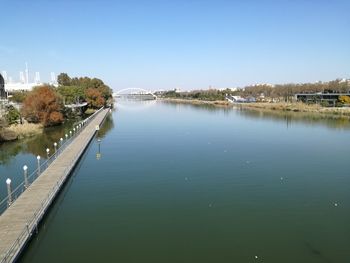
[236,79,350,101]
[161,79,350,102]
[161,89,228,101]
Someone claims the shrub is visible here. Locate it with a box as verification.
[320,100,330,107]
[5,105,20,125]
[9,91,27,103]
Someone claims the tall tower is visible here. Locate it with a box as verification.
[25,62,29,85]
[20,71,25,83]
[50,72,56,84]
[35,72,40,83]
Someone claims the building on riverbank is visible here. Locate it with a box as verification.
[5,82,42,92]
[295,92,350,106]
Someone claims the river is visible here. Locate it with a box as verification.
[1,101,350,262]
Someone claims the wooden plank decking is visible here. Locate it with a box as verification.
[0,108,110,263]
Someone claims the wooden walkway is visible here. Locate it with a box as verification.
[0,108,110,263]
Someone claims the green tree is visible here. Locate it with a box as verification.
[57,85,85,104]
[5,105,20,125]
[57,73,71,86]
[57,73,112,105]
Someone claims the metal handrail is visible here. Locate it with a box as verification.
[0,107,104,215]
[0,138,89,263]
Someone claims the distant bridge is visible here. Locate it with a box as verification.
[113,88,157,99]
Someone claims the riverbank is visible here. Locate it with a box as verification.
[7,123,43,138]
[236,102,350,118]
[161,98,230,106]
[161,98,350,118]
[0,123,42,142]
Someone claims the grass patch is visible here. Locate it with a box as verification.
[85,108,97,115]
[7,123,43,139]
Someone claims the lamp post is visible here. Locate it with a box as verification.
[60,138,64,153]
[23,165,29,188]
[65,134,68,141]
[54,142,57,156]
[69,131,72,137]
[37,155,41,175]
[46,148,50,159]
[6,178,12,206]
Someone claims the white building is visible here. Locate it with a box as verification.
[1,65,57,92]
[5,82,41,92]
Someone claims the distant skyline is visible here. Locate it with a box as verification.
[1,0,349,91]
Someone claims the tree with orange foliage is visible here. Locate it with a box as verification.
[22,85,64,126]
[85,88,105,108]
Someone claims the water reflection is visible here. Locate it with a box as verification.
[97,113,114,139]
[0,141,22,165]
[96,139,102,160]
[161,100,232,115]
[116,99,157,112]
[160,100,350,130]
[235,107,350,130]
[95,113,115,160]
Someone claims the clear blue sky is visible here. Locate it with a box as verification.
[1,0,349,91]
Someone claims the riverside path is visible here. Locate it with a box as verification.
[0,108,110,263]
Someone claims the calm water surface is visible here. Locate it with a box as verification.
[2,101,350,262]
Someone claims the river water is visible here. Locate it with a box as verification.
[1,101,350,262]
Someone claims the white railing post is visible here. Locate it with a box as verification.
[37,155,41,175]
[6,178,12,206]
[46,148,50,160]
[23,165,29,188]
